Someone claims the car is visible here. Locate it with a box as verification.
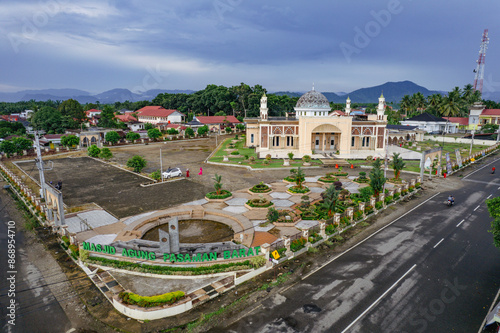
[162,167,182,179]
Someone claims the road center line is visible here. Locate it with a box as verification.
[487,194,493,199]
[474,205,480,211]
[302,192,441,280]
[433,238,444,248]
[340,264,417,333]
[456,219,465,227]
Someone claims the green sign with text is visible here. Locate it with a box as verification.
[82,242,260,263]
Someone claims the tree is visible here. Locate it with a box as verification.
[214,111,225,116]
[391,153,406,180]
[105,131,120,145]
[144,123,154,130]
[99,105,117,128]
[481,123,499,134]
[147,128,162,141]
[197,125,209,136]
[167,128,179,135]
[99,147,113,160]
[400,95,411,117]
[127,155,147,172]
[213,173,223,195]
[185,127,195,137]
[87,144,101,157]
[0,140,16,157]
[11,137,33,155]
[294,167,306,189]
[30,106,65,133]
[126,132,140,141]
[150,170,161,181]
[58,99,85,128]
[321,184,340,217]
[486,197,500,249]
[369,158,386,196]
[236,123,245,131]
[61,135,79,148]
[225,127,232,134]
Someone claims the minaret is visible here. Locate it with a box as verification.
[345,96,351,116]
[377,92,385,120]
[260,93,268,121]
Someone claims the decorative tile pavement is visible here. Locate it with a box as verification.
[295,220,320,230]
[271,199,294,207]
[270,192,291,199]
[305,176,320,183]
[183,199,208,206]
[225,197,249,206]
[309,187,325,193]
[222,206,248,214]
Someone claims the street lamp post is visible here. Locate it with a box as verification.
[469,130,475,156]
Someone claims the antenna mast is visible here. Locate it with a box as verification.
[473,29,489,93]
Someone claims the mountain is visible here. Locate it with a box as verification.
[0,88,195,103]
[274,81,449,104]
[345,81,443,103]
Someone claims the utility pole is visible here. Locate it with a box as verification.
[34,132,46,199]
[469,130,475,156]
[160,148,163,182]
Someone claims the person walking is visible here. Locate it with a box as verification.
[492,166,496,174]
[186,169,190,178]
[199,167,203,176]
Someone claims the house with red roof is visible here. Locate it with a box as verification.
[193,115,241,133]
[115,113,144,131]
[445,117,469,131]
[135,106,185,125]
[479,109,500,126]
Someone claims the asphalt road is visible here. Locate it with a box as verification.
[0,186,74,333]
[223,157,500,333]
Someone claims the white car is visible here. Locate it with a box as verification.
[162,167,182,179]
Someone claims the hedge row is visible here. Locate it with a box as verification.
[120,290,185,308]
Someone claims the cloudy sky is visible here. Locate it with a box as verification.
[1,0,499,95]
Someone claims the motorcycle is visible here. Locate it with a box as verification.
[446,199,454,207]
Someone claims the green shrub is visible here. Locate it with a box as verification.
[326,223,337,235]
[61,236,70,246]
[364,205,374,214]
[353,210,363,221]
[288,186,310,194]
[249,182,271,193]
[375,201,383,210]
[250,256,266,268]
[206,190,232,199]
[231,151,239,155]
[120,291,185,307]
[394,192,401,200]
[308,247,319,253]
[291,238,307,252]
[68,244,79,257]
[415,182,421,188]
[408,186,415,192]
[384,195,393,204]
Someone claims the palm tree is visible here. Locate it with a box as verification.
[426,94,442,115]
[295,167,305,189]
[400,95,411,118]
[391,153,406,180]
[439,95,462,134]
[321,184,340,218]
[213,174,223,195]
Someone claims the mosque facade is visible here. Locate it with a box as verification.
[245,89,388,158]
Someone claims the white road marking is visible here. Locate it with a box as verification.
[487,194,493,199]
[433,238,444,248]
[474,205,480,211]
[463,158,500,179]
[66,329,76,333]
[456,219,465,227]
[301,192,441,280]
[340,264,417,333]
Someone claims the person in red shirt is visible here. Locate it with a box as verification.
[492,167,496,174]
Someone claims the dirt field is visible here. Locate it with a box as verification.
[16,136,415,219]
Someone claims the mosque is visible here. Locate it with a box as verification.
[245,88,388,159]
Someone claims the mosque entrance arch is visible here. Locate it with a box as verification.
[310,124,341,153]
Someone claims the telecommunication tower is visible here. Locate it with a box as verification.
[473,29,489,93]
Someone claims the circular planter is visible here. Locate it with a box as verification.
[286,187,311,195]
[244,202,274,210]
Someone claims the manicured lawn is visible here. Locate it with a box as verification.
[210,136,323,168]
[348,140,495,173]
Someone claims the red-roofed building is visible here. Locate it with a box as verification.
[1,115,19,122]
[194,115,241,133]
[329,110,346,117]
[158,123,187,134]
[445,117,469,130]
[136,106,185,124]
[115,113,144,131]
[85,109,101,117]
[480,109,500,126]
